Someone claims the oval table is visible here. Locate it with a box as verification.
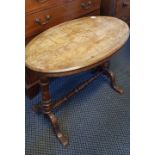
[26,16,129,146]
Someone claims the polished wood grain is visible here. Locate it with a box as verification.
[25,0,101,98]
[26,0,62,13]
[26,0,100,14]
[26,16,129,75]
[25,9,101,44]
[26,0,100,38]
[26,5,70,38]
[100,0,130,24]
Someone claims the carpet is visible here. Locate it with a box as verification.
[25,39,130,155]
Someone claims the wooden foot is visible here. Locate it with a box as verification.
[47,112,69,147]
[102,69,124,94]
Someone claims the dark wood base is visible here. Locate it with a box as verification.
[32,64,123,146]
[37,77,69,146]
[102,68,124,94]
[47,112,68,146]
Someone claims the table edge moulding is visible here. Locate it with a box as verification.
[26,16,129,76]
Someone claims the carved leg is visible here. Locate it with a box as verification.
[102,69,124,94]
[37,77,69,146]
[47,113,68,146]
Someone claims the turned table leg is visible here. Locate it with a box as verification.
[102,68,124,94]
[31,63,122,147]
[33,77,69,146]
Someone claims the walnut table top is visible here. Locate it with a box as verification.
[26,16,129,76]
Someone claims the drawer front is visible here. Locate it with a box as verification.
[26,0,100,14]
[26,6,71,38]
[26,0,101,38]
[64,0,101,18]
[115,0,130,17]
[26,0,63,13]
[25,9,101,43]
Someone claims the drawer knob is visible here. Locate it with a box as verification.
[81,1,92,9]
[35,15,51,25]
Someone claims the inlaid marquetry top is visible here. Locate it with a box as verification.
[26,16,129,75]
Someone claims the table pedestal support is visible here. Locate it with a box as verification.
[32,65,123,146]
[102,68,124,94]
[38,77,69,147]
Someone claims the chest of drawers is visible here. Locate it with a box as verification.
[26,0,101,98]
[100,0,130,25]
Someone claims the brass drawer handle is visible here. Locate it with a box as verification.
[81,1,92,9]
[35,15,51,25]
[37,0,48,3]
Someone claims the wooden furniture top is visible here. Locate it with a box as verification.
[26,16,129,76]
